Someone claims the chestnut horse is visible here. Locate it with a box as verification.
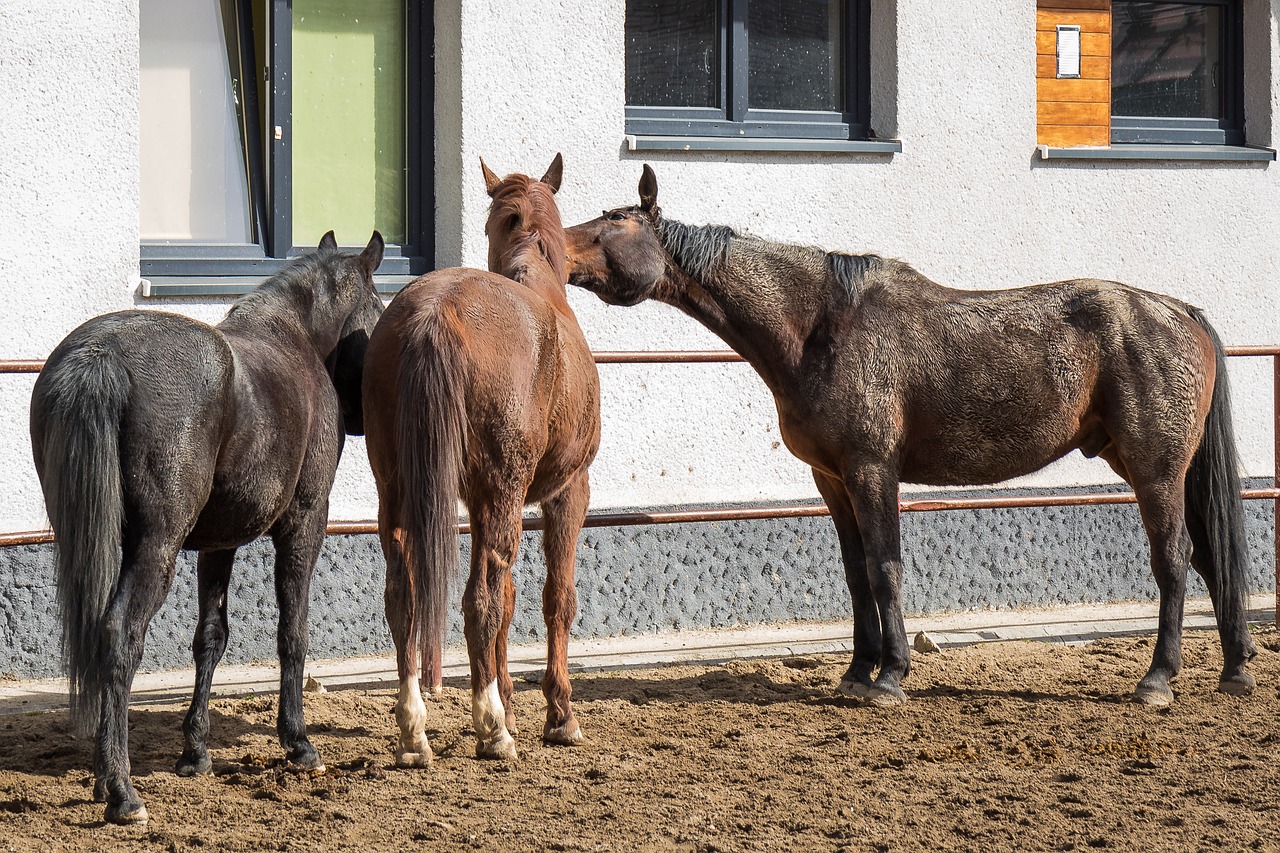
[565,165,1256,707]
[30,233,384,824]
[363,155,600,763]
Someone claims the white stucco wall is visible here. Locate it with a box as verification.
[0,1,140,531]
[444,0,1280,513]
[1,0,1278,532]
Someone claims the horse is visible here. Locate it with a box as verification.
[29,232,385,824]
[362,154,600,764]
[564,165,1257,708]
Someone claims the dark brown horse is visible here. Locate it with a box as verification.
[565,165,1256,707]
[30,233,384,824]
[363,155,600,763]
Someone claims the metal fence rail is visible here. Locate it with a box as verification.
[4,347,1280,618]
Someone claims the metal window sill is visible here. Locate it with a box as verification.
[1036,143,1276,162]
[626,135,902,154]
[139,276,414,298]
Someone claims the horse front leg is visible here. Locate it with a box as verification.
[177,548,236,776]
[464,498,524,760]
[846,467,911,706]
[1132,478,1192,706]
[270,510,327,771]
[813,470,880,698]
[539,471,590,745]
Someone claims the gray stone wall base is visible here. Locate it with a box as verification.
[1,490,1274,679]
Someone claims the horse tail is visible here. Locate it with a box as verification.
[1182,307,1251,646]
[33,352,129,737]
[395,306,467,677]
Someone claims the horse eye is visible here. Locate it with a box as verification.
[606,211,627,222]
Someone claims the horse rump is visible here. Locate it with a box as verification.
[30,344,130,736]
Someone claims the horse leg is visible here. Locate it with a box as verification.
[96,537,180,824]
[463,497,523,760]
[177,548,236,776]
[381,519,435,768]
[845,466,911,706]
[540,471,590,745]
[494,571,519,735]
[1185,513,1257,695]
[270,511,326,770]
[813,470,881,698]
[1131,477,1192,706]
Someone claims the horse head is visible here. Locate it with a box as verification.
[309,231,384,434]
[564,164,668,307]
[480,154,567,285]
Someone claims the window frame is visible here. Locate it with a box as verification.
[624,0,871,141]
[1110,0,1244,146]
[139,0,433,282]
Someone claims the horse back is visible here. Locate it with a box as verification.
[377,268,600,499]
[817,272,1212,485]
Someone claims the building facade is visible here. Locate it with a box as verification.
[1,0,1278,676]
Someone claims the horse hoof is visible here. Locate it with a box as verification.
[105,801,148,825]
[543,722,584,746]
[836,678,872,699]
[868,684,907,707]
[175,753,212,777]
[426,682,443,698]
[476,734,518,761]
[1218,672,1256,697]
[92,779,108,804]
[394,749,433,769]
[1132,684,1173,707]
[287,744,325,773]
[506,711,520,736]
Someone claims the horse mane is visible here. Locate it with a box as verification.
[488,175,567,283]
[654,211,883,301]
[223,251,332,322]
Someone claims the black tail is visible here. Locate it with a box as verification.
[1183,307,1251,649]
[395,310,467,676]
[31,354,129,737]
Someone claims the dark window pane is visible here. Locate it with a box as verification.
[748,0,844,112]
[1113,2,1223,119]
[626,0,719,108]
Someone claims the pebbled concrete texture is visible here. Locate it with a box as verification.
[1,485,1274,679]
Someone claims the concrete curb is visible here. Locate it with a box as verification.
[1,593,1273,715]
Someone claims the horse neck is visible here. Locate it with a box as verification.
[661,256,820,393]
[218,285,338,361]
[500,239,573,316]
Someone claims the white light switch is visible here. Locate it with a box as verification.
[1056,26,1081,79]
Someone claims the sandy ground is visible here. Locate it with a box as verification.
[1,625,1278,852]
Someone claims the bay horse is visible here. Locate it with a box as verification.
[363,154,600,764]
[565,165,1256,707]
[29,232,385,824]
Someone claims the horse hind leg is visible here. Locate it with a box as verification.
[382,518,435,768]
[97,535,182,824]
[464,495,525,761]
[539,471,590,746]
[1185,507,1257,696]
[1131,477,1193,706]
[177,548,236,776]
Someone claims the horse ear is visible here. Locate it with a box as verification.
[319,230,338,253]
[638,164,658,213]
[480,157,502,196]
[540,153,564,194]
[360,231,385,274]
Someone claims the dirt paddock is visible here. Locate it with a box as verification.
[2,626,1278,852]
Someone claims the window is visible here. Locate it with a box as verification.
[624,0,871,140]
[139,0,432,283]
[1111,1,1243,145]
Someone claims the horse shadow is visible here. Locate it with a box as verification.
[0,704,282,781]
